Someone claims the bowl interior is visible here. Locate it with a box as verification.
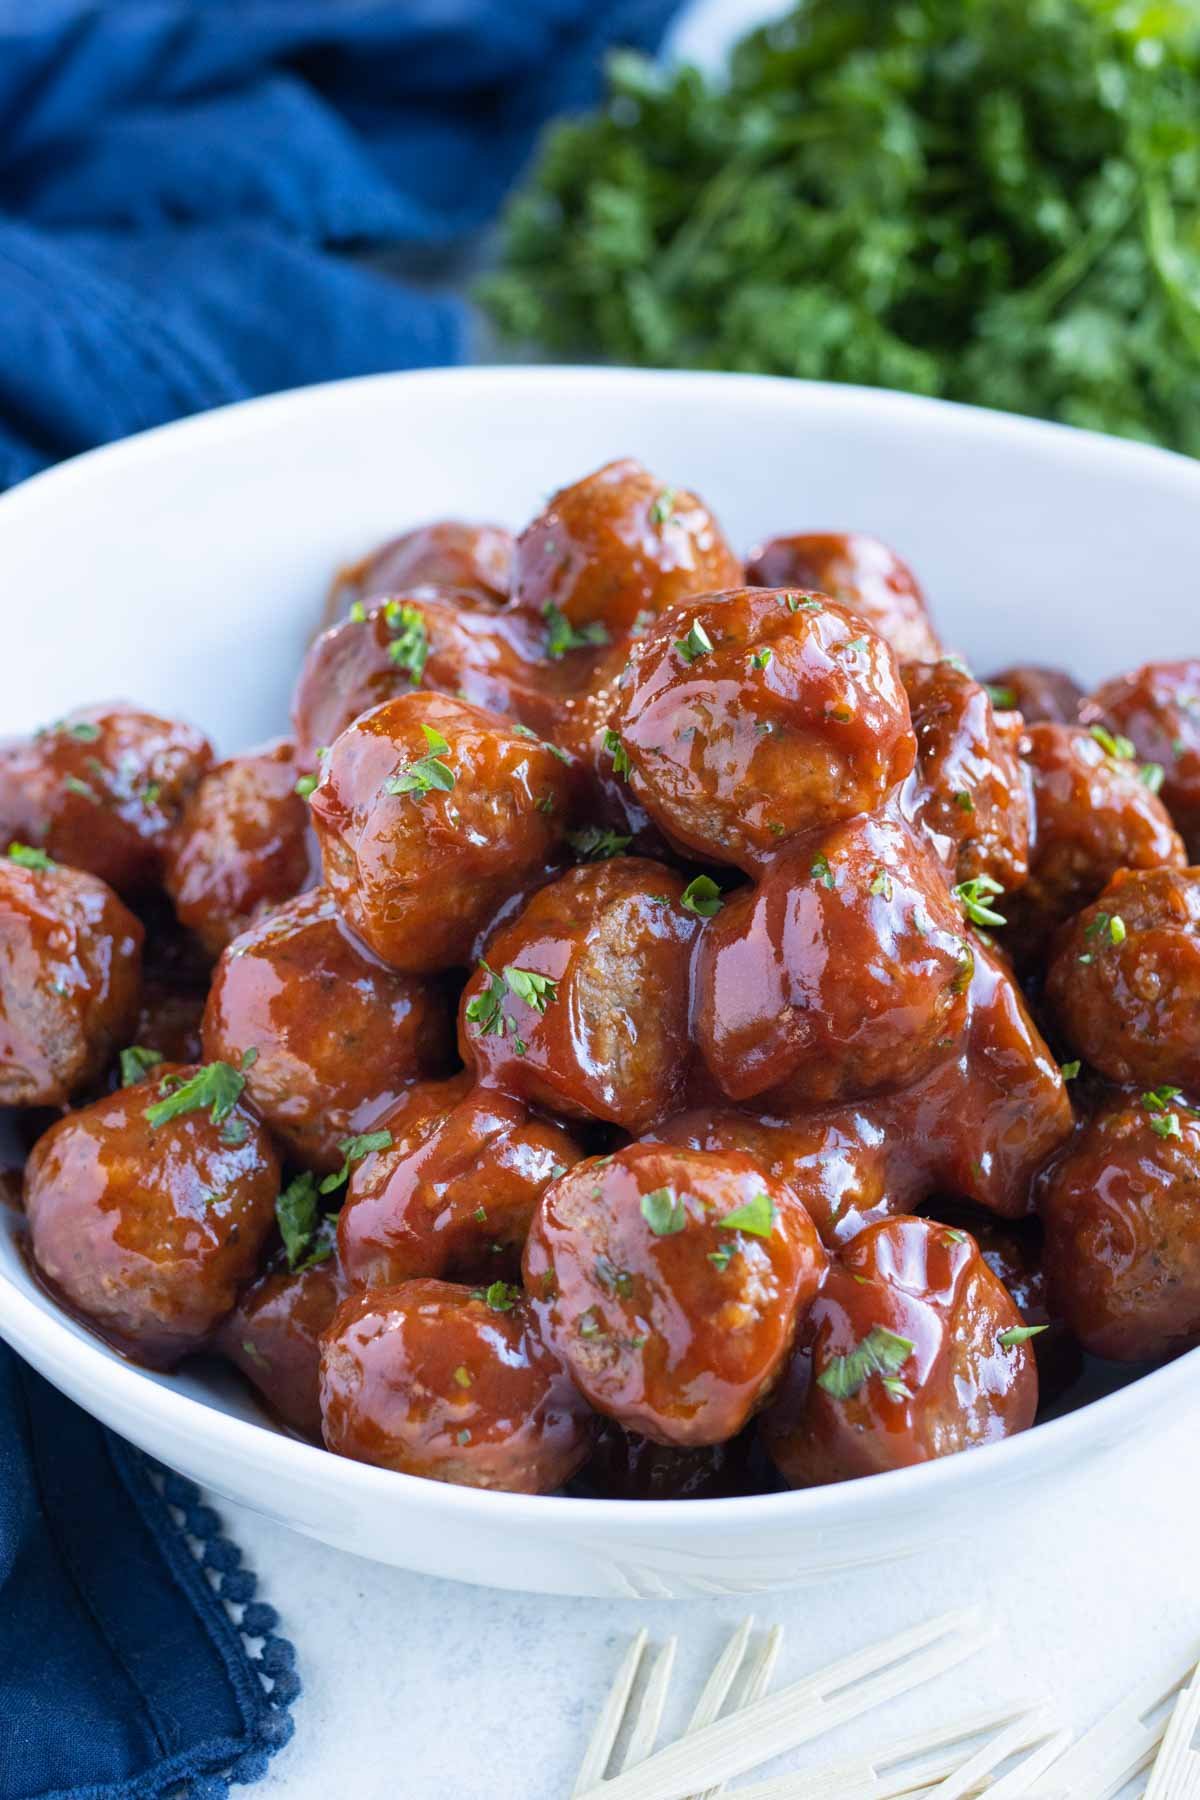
[1,367,1198,1577]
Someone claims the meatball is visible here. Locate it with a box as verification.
[695,813,972,1107]
[0,705,213,896]
[651,1105,909,1248]
[985,666,1082,726]
[761,1217,1037,1486]
[900,660,1030,891]
[218,1252,350,1441]
[1085,659,1200,854]
[459,859,698,1132]
[338,1082,583,1288]
[126,982,206,1070]
[1046,866,1200,1091]
[1013,724,1184,945]
[202,888,453,1174]
[163,739,315,956]
[0,853,143,1107]
[25,1060,279,1365]
[329,520,514,621]
[292,593,555,768]
[310,693,570,973]
[613,588,915,872]
[319,1280,593,1492]
[1040,1093,1200,1361]
[745,531,940,663]
[523,1145,827,1447]
[512,458,742,639]
[575,1423,761,1501]
[894,940,1074,1218]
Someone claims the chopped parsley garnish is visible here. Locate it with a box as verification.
[120,1045,164,1088]
[318,1129,394,1196]
[869,868,893,901]
[567,824,632,861]
[954,790,975,813]
[1084,910,1126,948]
[707,1244,735,1273]
[384,601,429,683]
[1143,1086,1188,1139]
[810,853,835,889]
[143,1050,257,1130]
[543,601,609,659]
[384,723,455,797]
[348,600,367,623]
[466,961,558,1048]
[640,1186,687,1236]
[680,874,723,917]
[1060,1060,1081,1081]
[473,1280,520,1312]
[276,1172,336,1272]
[594,1256,634,1299]
[1139,762,1166,795]
[675,620,714,664]
[718,1192,775,1238]
[1109,914,1127,945]
[842,637,868,657]
[1089,724,1135,762]
[750,646,773,671]
[816,1326,914,1401]
[952,875,1007,928]
[603,728,631,778]
[295,773,319,800]
[8,843,55,871]
[453,1365,473,1388]
[985,684,1017,711]
[998,1324,1049,1347]
[66,721,102,742]
[648,488,676,527]
[63,774,101,803]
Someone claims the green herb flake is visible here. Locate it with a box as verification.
[707,1244,735,1273]
[750,646,773,671]
[143,1051,256,1130]
[503,965,559,1013]
[985,684,1018,711]
[998,1323,1050,1348]
[275,1172,336,1273]
[811,852,836,889]
[543,601,610,659]
[640,1186,687,1236]
[1060,1060,1081,1081]
[1089,724,1136,762]
[295,773,319,800]
[816,1326,914,1402]
[348,600,367,623]
[952,875,1007,928]
[384,602,430,684]
[567,824,632,861]
[318,1129,394,1196]
[63,774,100,803]
[680,874,723,917]
[8,843,56,871]
[675,620,714,664]
[954,789,975,814]
[120,1045,164,1088]
[1140,762,1166,795]
[384,723,456,797]
[649,488,676,527]
[718,1191,775,1238]
[603,728,631,778]
[481,1281,520,1312]
[452,1364,473,1389]
[1109,914,1127,944]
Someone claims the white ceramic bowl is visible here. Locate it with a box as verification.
[1,367,1197,1598]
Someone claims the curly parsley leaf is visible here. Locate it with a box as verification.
[143,1050,257,1130]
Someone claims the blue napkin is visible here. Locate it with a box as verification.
[0,0,681,491]
[0,2,683,1794]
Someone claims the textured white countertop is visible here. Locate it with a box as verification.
[229,1400,1200,1799]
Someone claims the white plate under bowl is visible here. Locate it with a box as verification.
[0,367,1197,1598]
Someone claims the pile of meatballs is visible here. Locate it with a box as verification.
[6,456,1200,1501]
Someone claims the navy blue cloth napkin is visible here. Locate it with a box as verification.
[0,0,681,492]
[0,2,682,1794]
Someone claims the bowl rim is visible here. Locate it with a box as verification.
[2,361,1199,1536]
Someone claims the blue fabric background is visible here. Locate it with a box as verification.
[0,2,681,1794]
[0,0,681,491]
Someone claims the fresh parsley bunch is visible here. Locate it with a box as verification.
[481,0,1200,454]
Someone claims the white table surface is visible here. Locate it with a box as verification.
[232,1399,1200,1799]
[197,3,1193,1793]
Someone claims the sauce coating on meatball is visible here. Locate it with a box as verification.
[761,1216,1037,1486]
[614,588,915,872]
[523,1145,827,1447]
[218,1252,350,1441]
[319,1279,594,1492]
[25,1059,279,1366]
[310,692,570,973]
[202,888,454,1173]
[1085,659,1200,855]
[0,854,143,1107]
[745,532,941,664]
[512,459,741,638]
